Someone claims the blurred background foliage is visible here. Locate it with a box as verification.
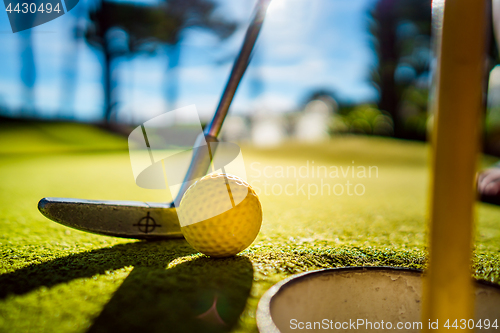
[84,0,237,121]
[3,0,500,155]
[331,104,394,136]
[368,0,432,140]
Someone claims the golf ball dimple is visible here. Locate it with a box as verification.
[179,173,262,258]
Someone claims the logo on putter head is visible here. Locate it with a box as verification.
[133,212,160,234]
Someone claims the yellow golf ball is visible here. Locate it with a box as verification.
[178,173,262,258]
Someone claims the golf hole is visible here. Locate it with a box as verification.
[256,267,500,333]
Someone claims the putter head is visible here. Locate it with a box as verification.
[38,197,183,240]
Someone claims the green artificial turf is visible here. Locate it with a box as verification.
[0,121,499,332]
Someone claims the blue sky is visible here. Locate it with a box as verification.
[0,0,379,123]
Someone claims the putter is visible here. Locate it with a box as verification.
[38,0,271,240]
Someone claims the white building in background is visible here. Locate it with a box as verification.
[250,109,287,148]
[294,98,337,142]
[488,65,500,108]
[220,116,251,143]
[221,95,338,147]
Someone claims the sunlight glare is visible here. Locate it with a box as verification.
[267,0,287,16]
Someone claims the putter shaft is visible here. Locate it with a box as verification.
[172,0,271,207]
[205,0,271,138]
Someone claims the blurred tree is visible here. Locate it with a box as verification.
[85,0,236,123]
[157,0,236,112]
[10,7,38,118]
[369,0,432,139]
[331,104,394,136]
[85,1,166,122]
[370,0,499,141]
[59,3,86,119]
[481,8,500,155]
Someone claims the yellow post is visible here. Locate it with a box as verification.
[423,0,488,331]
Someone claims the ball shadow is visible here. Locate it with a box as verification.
[87,256,254,333]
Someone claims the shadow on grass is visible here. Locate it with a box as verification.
[0,240,254,332]
[87,256,254,333]
[0,240,195,298]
